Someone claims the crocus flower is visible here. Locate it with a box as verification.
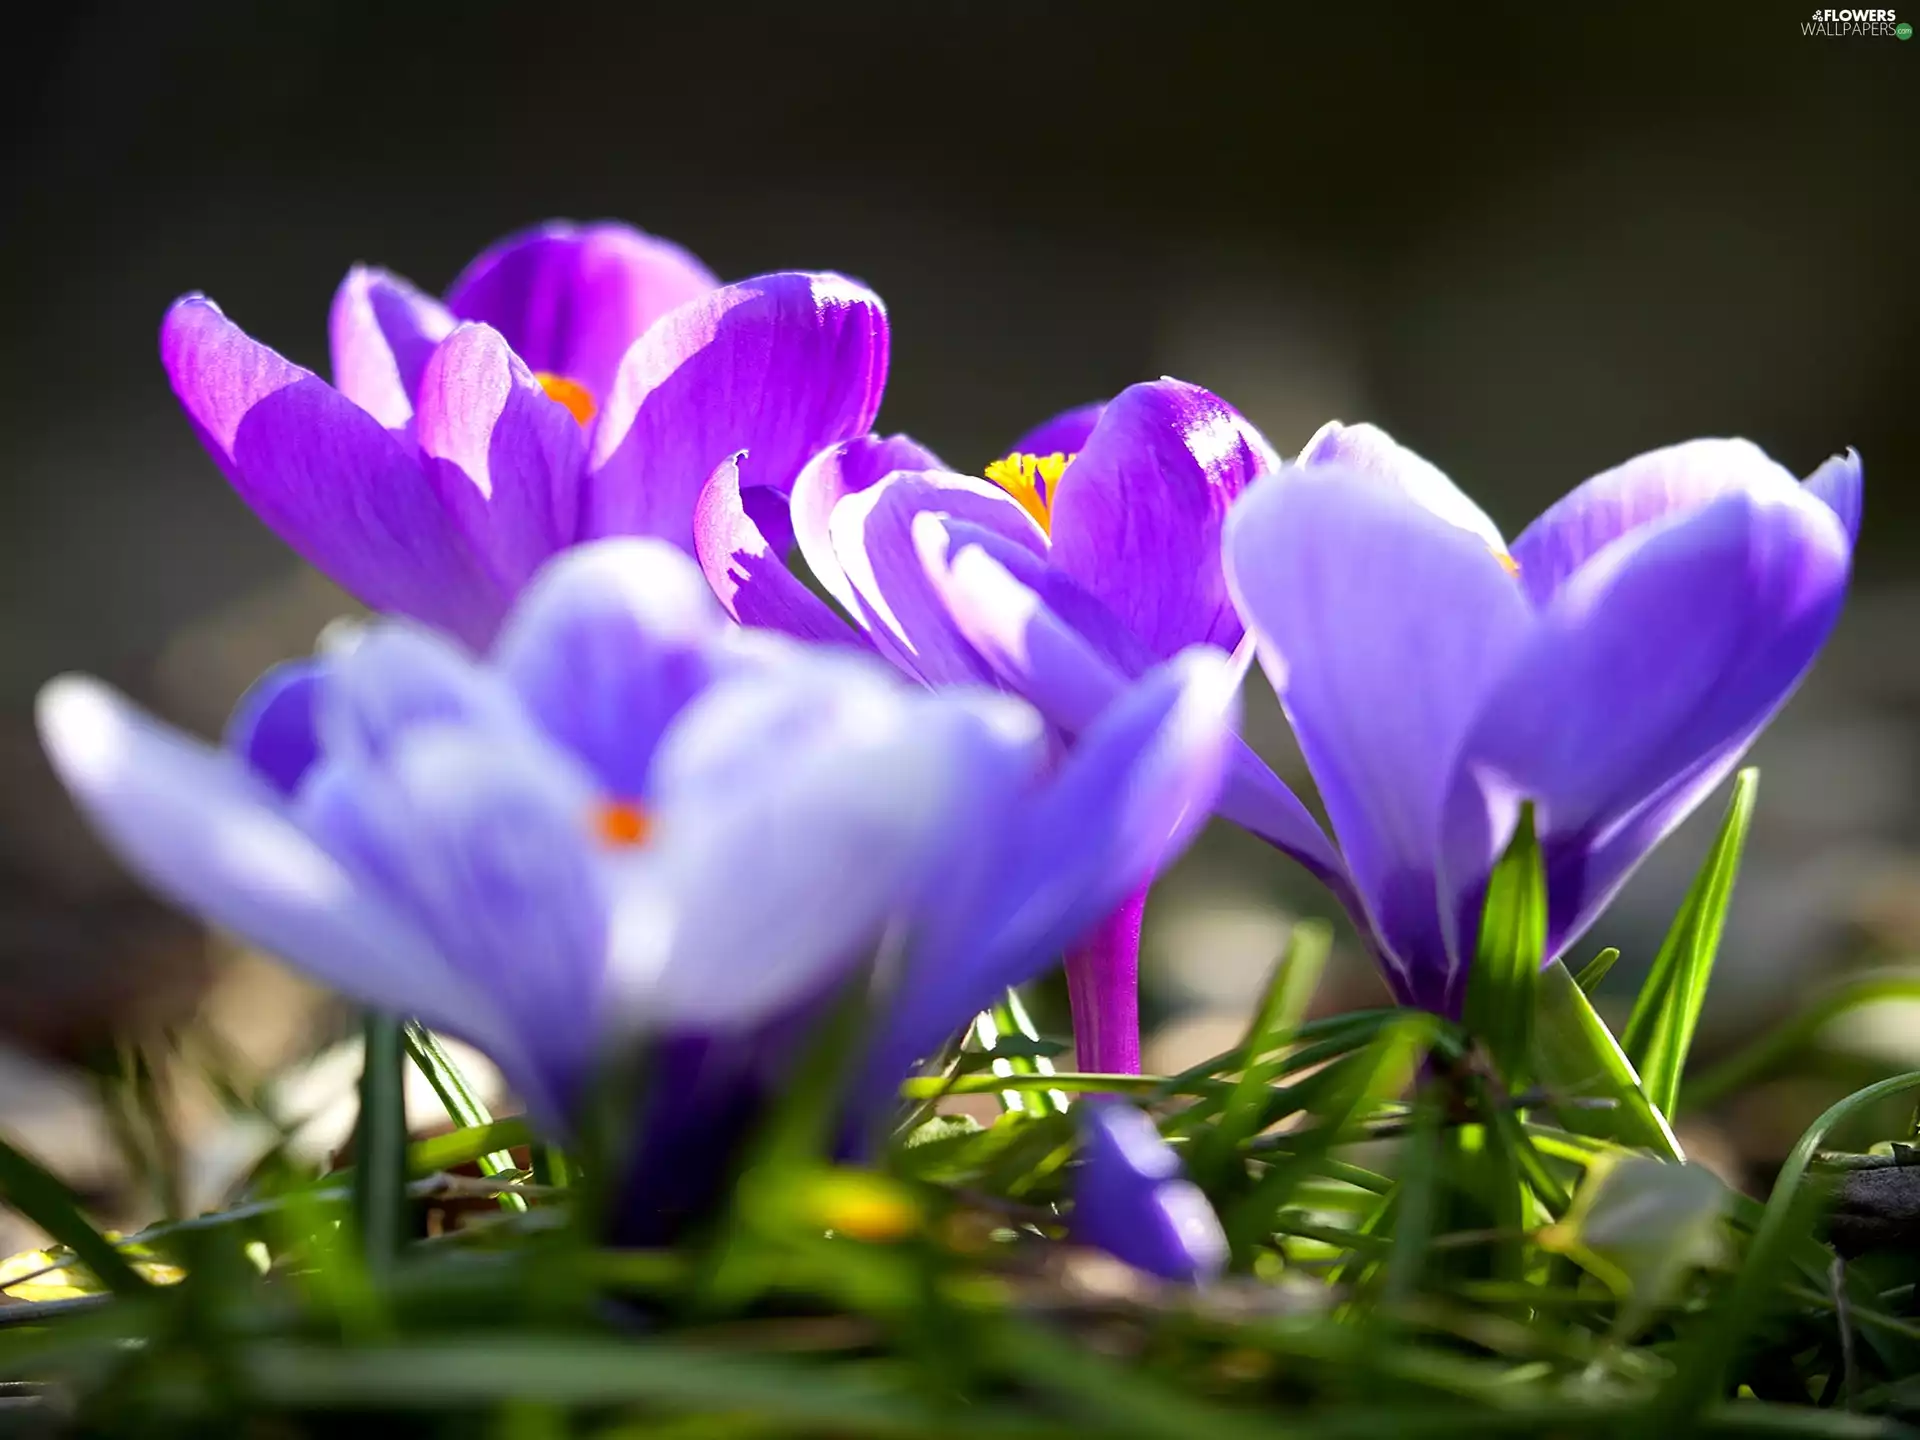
[38,540,1234,1237]
[163,220,887,647]
[694,379,1346,1075]
[1073,1102,1226,1283]
[1224,422,1860,1013]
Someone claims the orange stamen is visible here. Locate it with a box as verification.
[594,799,651,848]
[534,371,597,426]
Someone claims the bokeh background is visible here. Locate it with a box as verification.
[3,0,1917,1239]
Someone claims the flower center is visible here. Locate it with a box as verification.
[1494,548,1521,579]
[983,451,1072,535]
[534,372,597,426]
[593,798,651,848]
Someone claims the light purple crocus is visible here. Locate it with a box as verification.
[1073,1102,1226,1283]
[37,540,1234,1237]
[694,379,1347,1075]
[162,220,888,648]
[1224,422,1860,1014]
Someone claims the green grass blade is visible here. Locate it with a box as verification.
[1463,802,1546,1088]
[1532,959,1683,1160]
[0,1137,148,1297]
[352,1012,409,1278]
[972,987,1067,1115]
[401,1022,527,1213]
[1574,948,1621,994]
[1622,768,1758,1118]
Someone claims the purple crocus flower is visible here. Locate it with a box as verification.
[1224,422,1860,1014]
[694,379,1346,1075]
[1073,1102,1226,1283]
[37,540,1234,1234]
[163,220,888,648]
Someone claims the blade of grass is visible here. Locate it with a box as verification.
[1463,803,1546,1089]
[1532,959,1683,1160]
[0,1139,147,1297]
[1574,948,1621,994]
[1622,769,1758,1118]
[400,1022,526,1214]
[351,1012,408,1278]
[1681,971,1920,1113]
[972,988,1067,1115]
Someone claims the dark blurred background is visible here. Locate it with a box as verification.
[2,0,1917,1222]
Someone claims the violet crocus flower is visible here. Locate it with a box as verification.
[1224,422,1860,1014]
[694,379,1346,1075]
[163,220,887,648]
[37,540,1234,1235]
[1073,1102,1226,1283]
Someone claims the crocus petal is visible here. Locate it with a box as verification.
[444,220,721,405]
[1508,439,1807,607]
[162,296,506,644]
[605,679,1021,1036]
[225,659,326,797]
[492,538,728,798]
[1010,400,1107,459]
[327,266,458,429]
[830,470,1044,686]
[1073,1102,1227,1283]
[1440,485,1852,991]
[320,623,533,767]
[693,454,869,646]
[791,433,946,620]
[1049,379,1281,657]
[414,322,587,589]
[1804,448,1863,546]
[304,725,606,1120]
[36,676,507,1052]
[1297,420,1507,556]
[1226,466,1534,1006]
[921,532,1345,881]
[585,273,889,549]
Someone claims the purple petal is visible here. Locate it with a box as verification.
[830,470,1044,686]
[320,623,532,767]
[36,675,511,1055]
[1804,447,1863,546]
[327,266,457,429]
[1049,379,1281,658]
[1440,485,1852,994]
[1225,466,1534,1007]
[584,273,890,550]
[1297,420,1507,555]
[920,532,1345,882]
[1508,439,1806,608]
[413,322,587,589]
[302,726,605,1122]
[444,220,721,405]
[492,538,728,798]
[162,296,507,645]
[1010,400,1108,458]
[692,454,869,646]
[1074,1102,1227,1283]
[225,659,326,797]
[791,433,945,619]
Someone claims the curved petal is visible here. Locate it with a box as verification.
[1440,485,1852,992]
[1074,1102,1227,1283]
[791,433,946,620]
[1010,400,1107,459]
[444,220,721,404]
[1049,379,1280,657]
[830,470,1044,686]
[36,675,506,1051]
[693,454,869,646]
[162,296,506,645]
[1508,438,1805,607]
[584,273,889,549]
[414,322,587,589]
[1804,447,1863,546]
[1297,420,1506,555]
[225,659,326,797]
[321,622,532,767]
[1225,466,1534,1006]
[327,266,458,429]
[492,538,729,798]
[306,725,607,1120]
[921,530,1344,882]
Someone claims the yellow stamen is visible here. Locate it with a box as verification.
[1494,548,1522,579]
[983,451,1072,535]
[534,371,597,426]
[594,799,651,848]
